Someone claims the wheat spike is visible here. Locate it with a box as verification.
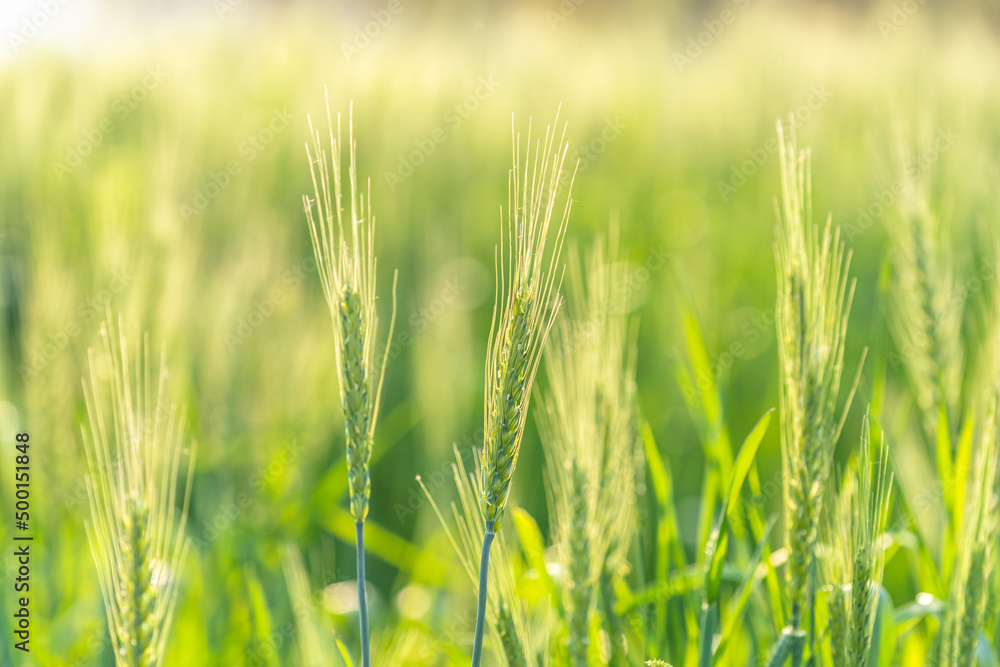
[82,314,195,667]
[481,112,575,529]
[822,418,891,667]
[537,227,639,663]
[884,129,963,437]
[775,120,861,636]
[303,95,396,524]
[941,394,999,667]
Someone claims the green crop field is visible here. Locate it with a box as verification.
[2,1,1000,665]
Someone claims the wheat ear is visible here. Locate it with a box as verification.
[472,112,575,667]
[303,94,397,667]
[82,315,195,667]
[774,120,861,664]
[883,130,963,439]
[537,227,638,664]
[941,394,999,667]
[822,417,892,666]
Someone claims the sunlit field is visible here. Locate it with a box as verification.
[2,1,1000,665]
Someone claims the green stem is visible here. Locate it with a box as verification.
[868,596,883,667]
[471,522,496,667]
[357,521,370,667]
[790,635,804,667]
[698,601,716,667]
[765,628,805,667]
[807,559,816,660]
[600,569,625,666]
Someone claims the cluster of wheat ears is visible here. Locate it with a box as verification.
[80,98,1000,666]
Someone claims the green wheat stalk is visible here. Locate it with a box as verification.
[474,112,576,667]
[302,95,397,667]
[773,120,862,665]
[81,315,195,667]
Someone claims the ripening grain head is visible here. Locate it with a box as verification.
[82,314,195,667]
[303,95,396,523]
[774,120,861,627]
[822,417,892,667]
[883,129,963,436]
[941,393,999,667]
[480,112,576,530]
[537,227,641,663]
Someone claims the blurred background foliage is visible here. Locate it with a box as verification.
[0,0,999,664]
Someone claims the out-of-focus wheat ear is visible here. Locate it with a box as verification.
[846,420,892,666]
[536,224,638,664]
[774,119,860,665]
[942,392,999,667]
[81,314,194,667]
[883,128,964,439]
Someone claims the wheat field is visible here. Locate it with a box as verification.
[2,1,1000,665]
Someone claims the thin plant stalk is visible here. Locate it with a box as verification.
[420,446,535,667]
[698,602,716,667]
[471,521,496,667]
[356,522,370,667]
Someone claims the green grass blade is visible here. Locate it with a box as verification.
[723,410,774,519]
[334,636,355,667]
[246,567,281,667]
[704,410,773,605]
[714,517,777,662]
[866,587,896,667]
[512,507,565,619]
